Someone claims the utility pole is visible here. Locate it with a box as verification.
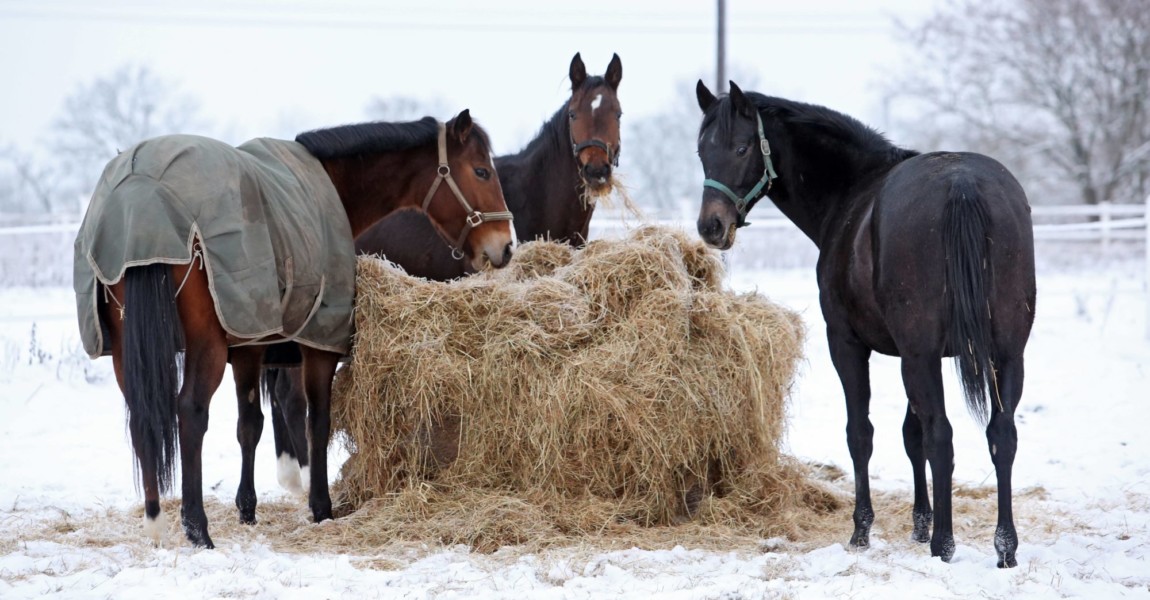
[716,0,727,93]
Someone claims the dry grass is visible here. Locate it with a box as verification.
[4,473,1106,565]
[327,225,824,549]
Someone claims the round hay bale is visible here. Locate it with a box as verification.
[330,225,809,544]
[493,240,576,282]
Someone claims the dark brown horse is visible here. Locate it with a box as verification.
[694,81,1035,568]
[266,53,624,493]
[81,111,513,548]
[354,51,623,279]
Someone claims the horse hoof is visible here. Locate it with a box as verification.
[185,529,215,549]
[932,537,955,563]
[995,526,1018,568]
[235,497,257,525]
[848,528,870,550]
[310,502,333,523]
[911,511,932,543]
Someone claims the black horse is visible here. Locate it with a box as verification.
[265,53,624,496]
[694,80,1035,568]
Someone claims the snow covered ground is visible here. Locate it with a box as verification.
[1,246,1148,598]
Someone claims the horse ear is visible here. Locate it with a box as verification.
[605,53,622,90]
[696,79,717,113]
[451,109,473,143]
[569,52,587,90]
[728,81,754,117]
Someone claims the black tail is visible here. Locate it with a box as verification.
[261,367,279,409]
[123,264,183,494]
[943,176,996,425]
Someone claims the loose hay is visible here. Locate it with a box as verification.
[330,225,817,549]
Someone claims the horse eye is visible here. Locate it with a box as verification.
[736,146,749,157]
[616,111,623,120]
[474,167,491,180]
[568,110,576,121]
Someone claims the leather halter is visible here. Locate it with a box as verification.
[568,109,620,168]
[421,122,514,259]
[702,111,779,228]
[571,136,620,168]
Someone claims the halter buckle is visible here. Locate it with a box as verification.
[760,139,771,156]
[466,212,484,228]
[437,164,451,177]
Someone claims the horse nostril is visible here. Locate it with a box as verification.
[502,242,514,265]
[699,216,722,241]
[583,164,610,180]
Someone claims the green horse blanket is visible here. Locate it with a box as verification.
[74,134,356,358]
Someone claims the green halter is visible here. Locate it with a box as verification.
[702,111,779,228]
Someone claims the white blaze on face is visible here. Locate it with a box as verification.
[591,93,603,114]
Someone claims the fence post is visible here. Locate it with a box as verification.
[1100,201,1112,255]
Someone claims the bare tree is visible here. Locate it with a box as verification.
[886,0,1150,205]
[50,64,206,196]
[624,70,762,219]
[0,145,61,214]
[364,95,450,123]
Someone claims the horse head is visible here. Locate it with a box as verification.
[694,80,779,250]
[421,109,515,271]
[567,52,623,192]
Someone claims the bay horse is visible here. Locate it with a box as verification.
[266,52,623,494]
[693,80,1035,568]
[79,111,514,548]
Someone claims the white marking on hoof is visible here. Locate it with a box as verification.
[591,93,602,112]
[277,454,304,495]
[299,465,311,496]
[143,509,167,546]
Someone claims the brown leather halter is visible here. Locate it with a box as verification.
[421,122,514,259]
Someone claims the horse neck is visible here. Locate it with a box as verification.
[321,151,433,238]
[770,120,910,248]
[497,108,586,239]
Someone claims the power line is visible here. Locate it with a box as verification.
[0,6,893,35]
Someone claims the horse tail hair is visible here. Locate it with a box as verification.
[262,368,280,409]
[943,175,996,426]
[123,263,183,494]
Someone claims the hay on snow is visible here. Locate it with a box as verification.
[330,225,819,549]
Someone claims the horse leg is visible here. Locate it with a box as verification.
[902,404,932,543]
[988,356,1023,568]
[828,333,874,549]
[267,369,304,494]
[901,354,954,562]
[173,265,228,548]
[231,346,265,524]
[278,367,311,494]
[299,347,339,522]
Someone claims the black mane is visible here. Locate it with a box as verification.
[701,93,918,165]
[296,116,494,160]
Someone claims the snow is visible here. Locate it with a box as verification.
[1,255,1149,598]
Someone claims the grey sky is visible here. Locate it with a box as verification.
[0,0,935,155]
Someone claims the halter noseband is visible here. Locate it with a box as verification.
[702,111,779,228]
[421,122,514,259]
[571,137,620,168]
